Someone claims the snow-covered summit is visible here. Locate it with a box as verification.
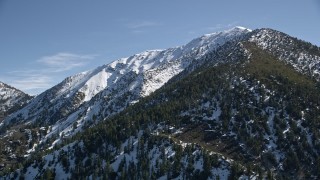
[183,26,251,57]
[235,26,252,31]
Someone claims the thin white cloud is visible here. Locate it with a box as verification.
[126,21,161,29]
[37,53,97,72]
[131,30,145,34]
[0,73,53,95]
[8,69,41,75]
[11,75,53,91]
[3,52,98,95]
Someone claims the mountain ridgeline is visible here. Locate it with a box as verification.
[1,27,320,179]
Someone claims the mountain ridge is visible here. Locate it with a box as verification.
[2,27,251,132]
[2,27,320,179]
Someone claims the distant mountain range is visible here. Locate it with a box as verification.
[1,26,320,179]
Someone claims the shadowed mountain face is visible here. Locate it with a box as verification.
[2,27,320,179]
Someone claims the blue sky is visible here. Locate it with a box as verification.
[0,0,319,95]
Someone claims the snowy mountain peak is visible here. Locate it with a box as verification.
[0,82,32,121]
[235,26,252,31]
[182,26,251,59]
[0,81,29,99]
[202,26,251,37]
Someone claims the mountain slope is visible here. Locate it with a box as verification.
[2,27,320,179]
[4,27,251,125]
[249,28,320,79]
[0,82,32,122]
[1,27,251,147]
